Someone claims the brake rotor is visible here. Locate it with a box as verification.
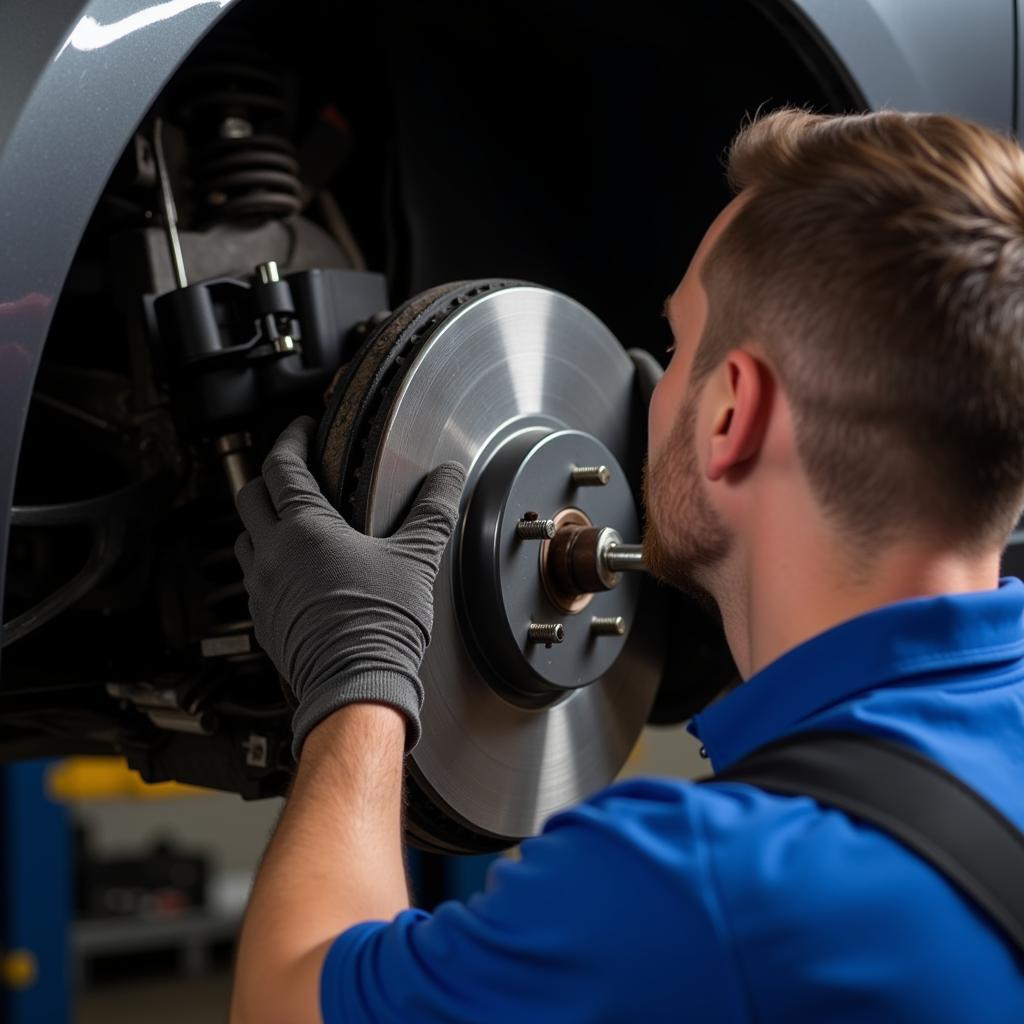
[317,280,665,852]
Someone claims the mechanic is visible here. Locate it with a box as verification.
[229,108,1024,1022]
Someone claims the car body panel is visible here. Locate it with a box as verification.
[0,0,239,678]
[791,0,1016,132]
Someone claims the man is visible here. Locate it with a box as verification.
[229,109,1024,1022]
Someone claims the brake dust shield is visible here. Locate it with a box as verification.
[317,281,665,853]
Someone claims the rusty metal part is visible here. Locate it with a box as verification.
[539,507,595,614]
[544,520,628,605]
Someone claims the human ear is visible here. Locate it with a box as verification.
[705,350,773,482]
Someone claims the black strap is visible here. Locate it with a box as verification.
[702,730,1024,958]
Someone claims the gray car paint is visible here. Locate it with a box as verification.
[0,0,238,678]
[0,0,1016,681]
[790,0,1016,132]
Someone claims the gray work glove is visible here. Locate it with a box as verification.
[233,416,466,758]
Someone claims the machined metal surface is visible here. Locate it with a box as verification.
[527,623,565,646]
[591,616,626,637]
[363,286,662,842]
[603,543,647,574]
[570,465,610,486]
[461,427,640,700]
[516,516,557,540]
[153,117,188,289]
[257,260,280,284]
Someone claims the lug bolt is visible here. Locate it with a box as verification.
[257,260,280,284]
[517,516,557,540]
[590,616,625,637]
[571,465,610,486]
[528,623,565,647]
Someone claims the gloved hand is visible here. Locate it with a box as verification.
[233,416,466,757]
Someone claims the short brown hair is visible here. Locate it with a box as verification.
[696,108,1024,551]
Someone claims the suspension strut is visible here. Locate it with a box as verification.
[174,31,302,221]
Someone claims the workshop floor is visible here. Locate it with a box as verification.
[79,970,233,1024]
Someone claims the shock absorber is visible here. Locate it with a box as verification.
[175,32,302,221]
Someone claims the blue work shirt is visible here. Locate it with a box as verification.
[321,579,1024,1022]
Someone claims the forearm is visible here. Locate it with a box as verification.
[229,420,463,1021]
[231,704,410,1024]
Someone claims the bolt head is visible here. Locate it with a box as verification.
[220,116,254,140]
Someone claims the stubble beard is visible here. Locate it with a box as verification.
[641,398,731,612]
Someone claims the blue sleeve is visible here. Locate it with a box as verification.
[319,780,748,1024]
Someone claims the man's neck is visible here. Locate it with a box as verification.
[715,525,1003,680]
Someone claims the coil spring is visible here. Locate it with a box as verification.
[176,36,302,220]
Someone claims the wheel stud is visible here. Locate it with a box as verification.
[528,623,565,647]
[570,465,610,486]
[517,515,557,540]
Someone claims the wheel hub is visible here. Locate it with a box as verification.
[460,426,640,705]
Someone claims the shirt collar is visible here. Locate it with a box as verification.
[690,577,1024,771]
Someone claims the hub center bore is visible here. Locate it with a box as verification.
[539,507,596,614]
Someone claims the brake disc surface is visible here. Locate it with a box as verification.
[318,281,664,852]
